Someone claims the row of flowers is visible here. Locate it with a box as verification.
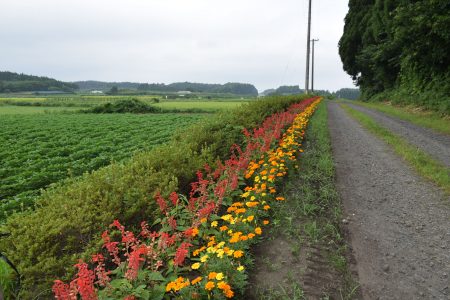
[52,97,322,300]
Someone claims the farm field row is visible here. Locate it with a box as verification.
[0,113,206,218]
[0,95,251,112]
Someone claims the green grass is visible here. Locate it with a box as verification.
[0,105,82,114]
[0,258,18,299]
[341,104,450,195]
[0,113,206,218]
[349,100,450,135]
[250,101,360,299]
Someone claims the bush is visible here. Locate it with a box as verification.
[86,99,162,114]
[0,95,308,298]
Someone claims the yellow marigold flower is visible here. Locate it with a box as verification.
[211,221,218,227]
[200,254,209,262]
[254,176,260,183]
[255,227,262,235]
[250,196,256,201]
[237,265,245,272]
[220,225,228,231]
[207,247,217,254]
[233,250,244,258]
[217,241,225,248]
[247,215,254,222]
[263,220,270,225]
[191,276,202,285]
[193,249,201,257]
[217,249,225,258]
[205,281,215,291]
[241,191,250,198]
[191,262,201,270]
[221,214,232,221]
[215,273,224,280]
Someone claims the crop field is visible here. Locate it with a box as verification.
[0,95,250,112]
[0,105,81,114]
[0,113,206,218]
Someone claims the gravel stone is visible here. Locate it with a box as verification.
[328,102,450,300]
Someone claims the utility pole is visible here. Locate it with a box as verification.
[304,0,312,94]
[311,39,319,93]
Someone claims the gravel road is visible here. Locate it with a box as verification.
[345,103,450,167]
[328,102,450,299]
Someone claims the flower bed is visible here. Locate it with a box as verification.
[53,97,321,300]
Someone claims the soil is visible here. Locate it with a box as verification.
[328,102,450,299]
[346,103,450,167]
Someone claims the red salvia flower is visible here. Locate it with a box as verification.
[73,260,97,300]
[169,192,179,206]
[125,245,148,280]
[155,192,167,213]
[173,242,192,266]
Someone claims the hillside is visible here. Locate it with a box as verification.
[0,71,77,93]
[74,80,259,96]
[339,0,450,113]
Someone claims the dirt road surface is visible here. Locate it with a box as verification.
[328,102,450,299]
[346,103,450,167]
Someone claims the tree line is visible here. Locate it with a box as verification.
[0,71,77,93]
[339,0,450,112]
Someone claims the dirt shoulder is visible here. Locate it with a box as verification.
[328,101,450,299]
[345,102,450,167]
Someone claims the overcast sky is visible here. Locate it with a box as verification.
[0,0,355,92]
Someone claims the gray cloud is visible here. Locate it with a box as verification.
[0,0,355,92]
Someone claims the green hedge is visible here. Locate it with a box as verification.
[0,95,308,298]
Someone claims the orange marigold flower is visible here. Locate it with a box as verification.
[200,218,207,223]
[192,227,199,237]
[205,281,215,291]
[247,215,254,222]
[240,236,248,241]
[191,277,203,285]
[208,272,217,280]
[263,220,270,225]
[263,205,270,210]
[276,196,285,201]
[233,250,244,258]
[245,201,259,208]
[225,289,234,298]
[227,206,237,213]
[219,225,228,231]
[247,233,256,239]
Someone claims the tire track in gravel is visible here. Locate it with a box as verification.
[345,102,450,167]
[328,101,450,300]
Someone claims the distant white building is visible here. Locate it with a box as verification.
[177,91,192,96]
[91,90,104,94]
